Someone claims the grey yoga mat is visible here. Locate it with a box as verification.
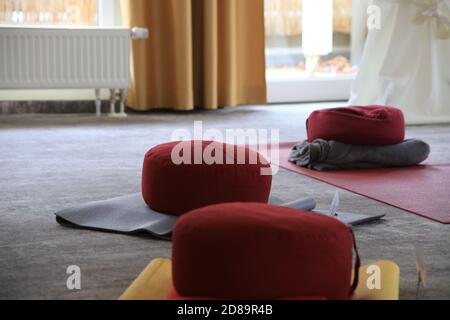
[55,194,316,240]
[55,194,383,240]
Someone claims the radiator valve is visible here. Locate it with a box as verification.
[131,27,149,40]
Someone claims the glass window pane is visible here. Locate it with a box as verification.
[0,0,98,26]
[265,0,356,78]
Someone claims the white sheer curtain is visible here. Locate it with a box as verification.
[350,0,450,124]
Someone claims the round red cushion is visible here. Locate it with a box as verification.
[307,106,405,145]
[142,141,272,216]
[172,203,354,300]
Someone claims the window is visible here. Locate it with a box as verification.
[0,0,98,25]
[265,0,354,77]
[264,0,360,103]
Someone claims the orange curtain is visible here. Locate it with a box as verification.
[121,0,267,111]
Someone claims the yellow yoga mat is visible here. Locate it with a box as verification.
[120,259,173,300]
[119,258,400,300]
[353,260,400,300]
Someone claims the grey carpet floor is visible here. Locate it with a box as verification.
[0,103,449,300]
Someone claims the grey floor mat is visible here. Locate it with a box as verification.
[55,193,384,240]
[315,210,386,226]
[55,194,176,240]
[55,194,288,240]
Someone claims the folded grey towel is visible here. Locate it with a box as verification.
[289,139,430,171]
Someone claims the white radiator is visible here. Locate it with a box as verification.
[0,26,148,116]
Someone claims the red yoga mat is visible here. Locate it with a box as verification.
[273,142,450,224]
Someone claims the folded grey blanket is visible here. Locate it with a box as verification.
[289,139,430,171]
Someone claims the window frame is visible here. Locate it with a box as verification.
[97,0,121,27]
[266,74,355,103]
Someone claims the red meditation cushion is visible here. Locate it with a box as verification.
[142,141,272,216]
[171,203,357,300]
[307,106,405,145]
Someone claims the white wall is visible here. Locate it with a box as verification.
[0,0,122,102]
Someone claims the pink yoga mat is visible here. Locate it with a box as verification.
[273,142,450,224]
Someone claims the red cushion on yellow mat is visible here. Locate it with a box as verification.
[167,288,325,300]
[172,203,355,300]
